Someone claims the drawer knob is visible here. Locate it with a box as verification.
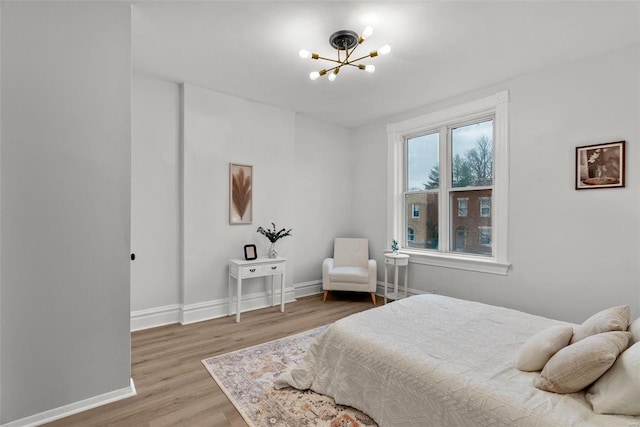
[249,268,256,272]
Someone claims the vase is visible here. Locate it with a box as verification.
[268,242,278,258]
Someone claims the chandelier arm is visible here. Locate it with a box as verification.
[344,53,373,65]
[342,43,361,65]
[315,56,343,64]
[320,65,340,74]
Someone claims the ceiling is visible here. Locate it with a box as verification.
[132,1,640,128]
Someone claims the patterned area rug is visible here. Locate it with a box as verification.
[202,326,377,427]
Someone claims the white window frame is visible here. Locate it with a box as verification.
[479,197,491,217]
[387,91,510,275]
[412,203,420,218]
[457,198,469,217]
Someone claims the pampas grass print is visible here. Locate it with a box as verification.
[232,167,251,220]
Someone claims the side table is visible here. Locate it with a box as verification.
[228,257,286,322]
[383,253,409,304]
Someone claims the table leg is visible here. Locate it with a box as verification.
[394,265,399,298]
[280,271,285,313]
[404,265,408,298]
[271,275,275,307]
[384,264,388,304]
[236,276,242,323]
[228,273,232,316]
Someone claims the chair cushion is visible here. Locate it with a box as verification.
[329,266,370,284]
[333,238,369,268]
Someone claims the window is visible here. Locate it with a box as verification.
[480,197,491,217]
[387,91,510,275]
[412,203,420,218]
[457,198,468,217]
[479,226,492,246]
[455,227,467,251]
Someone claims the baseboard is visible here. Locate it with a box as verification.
[1,379,136,427]
[180,288,297,325]
[130,281,417,331]
[294,280,323,298]
[130,304,182,332]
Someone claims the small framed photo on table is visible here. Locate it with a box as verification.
[243,244,257,260]
[575,141,625,190]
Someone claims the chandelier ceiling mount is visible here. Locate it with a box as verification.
[329,30,359,50]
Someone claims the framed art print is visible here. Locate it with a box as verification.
[575,141,625,190]
[229,163,253,224]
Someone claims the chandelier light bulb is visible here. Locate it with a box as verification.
[365,64,375,73]
[309,71,320,80]
[299,49,312,59]
[378,44,391,55]
[361,26,373,40]
[328,70,338,81]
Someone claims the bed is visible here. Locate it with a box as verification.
[274,294,639,426]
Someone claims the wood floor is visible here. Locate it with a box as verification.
[45,292,379,427]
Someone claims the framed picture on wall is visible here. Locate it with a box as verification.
[575,141,625,190]
[229,163,253,224]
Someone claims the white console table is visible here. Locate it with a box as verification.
[228,257,287,323]
[384,253,409,304]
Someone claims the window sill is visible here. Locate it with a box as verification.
[399,249,510,275]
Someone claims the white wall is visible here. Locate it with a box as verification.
[293,114,352,288]
[0,2,132,424]
[130,79,358,325]
[131,73,181,312]
[352,44,640,323]
[181,83,296,318]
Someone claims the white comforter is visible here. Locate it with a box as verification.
[275,294,639,426]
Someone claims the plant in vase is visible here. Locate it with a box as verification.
[257,223,293,258]
[391,239,399,254]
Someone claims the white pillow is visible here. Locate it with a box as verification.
[571,305,630,344]
[534,331,630,394]
[515,325,574,372]
[586,342,640,415]
[629,317,640,344]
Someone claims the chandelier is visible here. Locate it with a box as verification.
[299,26,391,81]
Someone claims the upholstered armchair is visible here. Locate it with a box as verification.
[322,238,377,305]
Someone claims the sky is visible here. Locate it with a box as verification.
[407,120,493,191]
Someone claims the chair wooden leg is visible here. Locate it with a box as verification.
[323,290,329,302]
[370,293,377,306]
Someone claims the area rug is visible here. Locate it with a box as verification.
[201,325,377,427]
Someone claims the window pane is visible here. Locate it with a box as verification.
[406,193,439,249]
[450,189,492,256]
[457,198,468,217]
[407,133,439,191]
[451,120,493,188]
[479,197,491,217]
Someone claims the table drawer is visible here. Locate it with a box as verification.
[384,255,409,266]
[263,263,284,274]
[240,265,263,278]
